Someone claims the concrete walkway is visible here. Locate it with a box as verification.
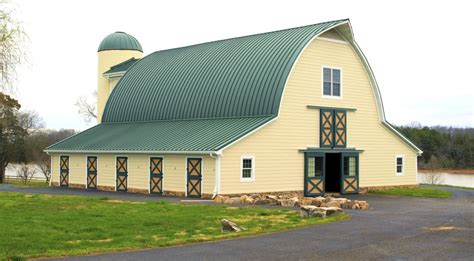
[2,185,473,260]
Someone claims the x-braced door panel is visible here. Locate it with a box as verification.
[304,153,325,197]
[150,157,163,194]
[334,110,347,148]
[87,156,97,189]
[116,157,128,192]
[341,153,359,194]
[320,109,334,148]
[187,158,202,198]
[60,156,69,187]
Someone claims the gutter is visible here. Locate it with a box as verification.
[44,149,215,155]
[210,151,223,198]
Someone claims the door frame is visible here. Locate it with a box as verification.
[59,155,69,187]
[85,155,98,190]
[185,156,203,198]
[115,156,128,192]
[304,152,325,197]
[149,156,164,194]
[340,152,359,194]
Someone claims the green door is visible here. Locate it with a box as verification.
[304,152,325,197]
[60,156,69,187]
[116,157,128,192]
[341,152,359,194]
[150,157,163,194]
[87,156,97,189]
[186,158,202,198]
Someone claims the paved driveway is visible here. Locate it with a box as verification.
[2,185,473,260]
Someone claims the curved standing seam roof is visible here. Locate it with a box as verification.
[98,31,143,52]
[102,19,349,123]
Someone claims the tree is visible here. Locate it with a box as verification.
[75,91,97,123]
[0,0,27,93]
[0,92,26,183]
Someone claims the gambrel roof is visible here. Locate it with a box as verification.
[46,19,421,154]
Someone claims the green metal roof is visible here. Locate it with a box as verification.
[98,31,143,52]
[102,19,348,123]
[103,58,139,75]
[46,116,273,152]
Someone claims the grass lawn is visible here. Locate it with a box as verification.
[0,192,348,260]
[4,179,49,188]
[369,187,452,198]
[421,184,474,190]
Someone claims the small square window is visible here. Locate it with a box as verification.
[322,67,342,97]
[241,157,254,181]
[396,156,404,175]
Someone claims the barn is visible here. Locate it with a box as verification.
[46,19,422,198]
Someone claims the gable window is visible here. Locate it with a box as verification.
[323,67,341,97]
[241,156,255,181]
[396,156,404,175]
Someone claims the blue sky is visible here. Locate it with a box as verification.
[14,0,474,130]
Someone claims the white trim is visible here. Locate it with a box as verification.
[115,155,128,192]
[317,37,349,45]
[395,155,405,176]
[321,66,343,99]
[382,122,423,155]
[85,155,98,189]
[185,156,204,198]
[49,155,53,187]
[240,155,255,182]
[103,71,125,79]
[46,149,214,154]
[149,155,165,194]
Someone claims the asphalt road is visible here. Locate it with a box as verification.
[2,185,473,260]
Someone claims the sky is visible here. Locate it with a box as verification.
[12,0,474,130]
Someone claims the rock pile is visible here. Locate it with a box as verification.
[299,206,343,218]
[213,194,369,210]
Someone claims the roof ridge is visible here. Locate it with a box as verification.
[148,19,349,56]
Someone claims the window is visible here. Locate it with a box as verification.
[241,156,254,181]
[396,156,404,175]
[308,157,323,177]
[322,67,342,97]
[344,156,357,176]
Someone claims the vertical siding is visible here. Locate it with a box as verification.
[219,35,417,194]
[50,153,215,194]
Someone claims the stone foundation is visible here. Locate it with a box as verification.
[163,190,185,197]
[69,183,86,189]
[128,188,149,194]
[219,190,304,198]
[362,184,418,193]
[97,185,115,191]
[51,182,59,187]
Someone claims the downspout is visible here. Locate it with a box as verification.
[210,151,222,198]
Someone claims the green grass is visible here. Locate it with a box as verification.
[369,187,452,198]
[0,192,348,260]
[421,184,474,190]
[5,180,49,188]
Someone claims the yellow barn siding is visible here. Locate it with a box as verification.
[49,153,215,195]
[220,37,417,194]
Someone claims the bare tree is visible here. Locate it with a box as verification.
[423,170,443,185]
[18,109,44,133]
[37,160,50,183]
[75,91,97,123]
[16,163,34,184]
[0,0,28,93]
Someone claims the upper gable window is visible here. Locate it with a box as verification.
[322,67,341,97]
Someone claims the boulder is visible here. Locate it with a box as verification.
[224,197,241,204]
[357,200,369,210]
[341,200,358,209]
[221,219,246,232]
[254,198,272,205]
[239,195,254,205]
[321,200,341,208]
[320,207,343,216]
[279,197,299,207]
[300,205,327,218]
[214,195,229,204]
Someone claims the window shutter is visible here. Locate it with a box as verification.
[320,109,334,148]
